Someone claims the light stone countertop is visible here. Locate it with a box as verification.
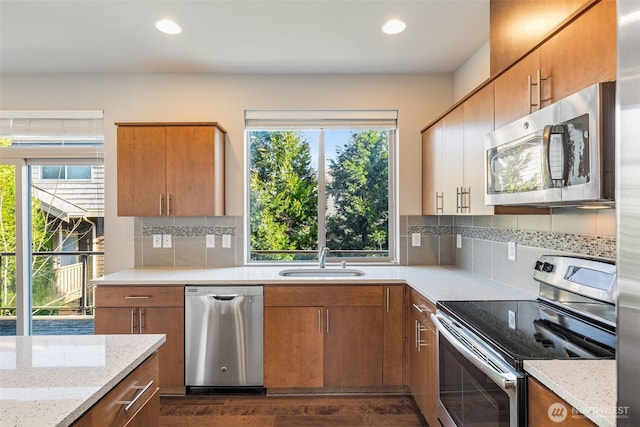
[524,359,618,427]
[0,334,165,427]
[90,265,536,304]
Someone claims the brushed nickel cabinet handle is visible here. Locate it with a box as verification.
[124,296,151,299]
[159,194,163,216]
[139,308,144,334]
[386,287,390,313]
[318,308,322,334]
[166,194,171,216]
[326,308,330,334]
[120,380,154,412]
[130,309,135,334]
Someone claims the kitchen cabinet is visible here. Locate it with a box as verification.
[116,122,225,217]
[494,0,616,129]
[264,285,399,390]
[490,0,589,76]
[421,121,442,215]
[539,0,616,104]
[72,352,160,427]
[94,286,185,395]
[422,106,463,215]
[406,289,437,426]
[528,377,597,427]
[382,285,405,386]
[422,83,495,215]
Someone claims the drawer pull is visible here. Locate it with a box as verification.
[124,296,151,299]
[412,303,429,313]
[121,380,154,412]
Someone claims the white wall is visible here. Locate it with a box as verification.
[453,41,490,102]
[0,73,453,272]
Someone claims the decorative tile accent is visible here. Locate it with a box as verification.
[408,223,615,260]
[143,225,235,237]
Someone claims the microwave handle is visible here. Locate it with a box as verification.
[541,124,568,188]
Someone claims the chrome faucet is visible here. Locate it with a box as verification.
[318,246,330,268]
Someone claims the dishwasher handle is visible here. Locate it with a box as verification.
[209,294,239,301]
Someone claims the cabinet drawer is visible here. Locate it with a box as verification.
[73,352,160,427]
[409,290,435,325]
[95,286,183,308]
[265,285,383,307]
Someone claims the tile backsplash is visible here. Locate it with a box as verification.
[135,209,616,292]
[404,207,616,293]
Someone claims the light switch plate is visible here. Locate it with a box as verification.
[507,241,516,261]
[411,233,421,247]
[162,234,172,248]
[456,234,462,249]
[222,234,232,248]
[206,234,216,248]
[152,234,162,248]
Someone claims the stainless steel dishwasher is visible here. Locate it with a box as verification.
[185,286,264,390]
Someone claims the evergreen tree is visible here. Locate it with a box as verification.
[326,130,389,252]
[249,131,318,260]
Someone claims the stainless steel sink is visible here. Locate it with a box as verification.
[278,268,365,278]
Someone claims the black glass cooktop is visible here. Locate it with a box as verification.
[437,299,616,369]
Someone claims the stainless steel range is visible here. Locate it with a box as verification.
[432,255,616,427]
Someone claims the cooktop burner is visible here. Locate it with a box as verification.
[437,299,616,369]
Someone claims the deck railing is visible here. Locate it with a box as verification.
[0,251,104,316]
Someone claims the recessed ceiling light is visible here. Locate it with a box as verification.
[155,19,182,35]
[381,19,406,35]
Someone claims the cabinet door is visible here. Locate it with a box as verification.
[463,82,495,215]
[264,306,324,388]
[541,0,616,105]
[440,106,464,214]
[324,306,383,387]
[494,51,541,129]
[422,122,442,215]
[165,126,222,216]
[382,285,404,386]
[94,306,184,394]
[117,126,167,216]
[423,319,438,427]
[141,306,184,394]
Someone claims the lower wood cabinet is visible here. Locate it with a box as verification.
[72,352,160,427]
[406,288,437,426]
[264,284,402,390]
[528,378,597,427]
[94,286,185,395]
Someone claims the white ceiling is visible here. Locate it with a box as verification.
[0,0,489,75]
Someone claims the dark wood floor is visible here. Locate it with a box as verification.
[160,394,429,426]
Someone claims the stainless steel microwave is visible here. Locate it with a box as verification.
[484,82,615,206]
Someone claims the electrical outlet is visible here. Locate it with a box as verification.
[508,310,516,330]
[206,234,216,248]
[222,234,232,248]
[162,234,172,248]
[456,234,462,249]
[152,234,162,248]
[411,233,421,247]
[507,241,516,261]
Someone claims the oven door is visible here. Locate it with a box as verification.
[431,312,524,427]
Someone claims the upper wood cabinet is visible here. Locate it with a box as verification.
[116,122,225,217]
[494,0,616,129]
[490,0,590,75]
[422,83,495,215]
[540,0,616,103]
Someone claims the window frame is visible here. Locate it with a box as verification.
[244,110,398,265]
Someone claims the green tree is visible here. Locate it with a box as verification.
[249,131,318,260]
[0,137,56,315]
[326,130,389,252]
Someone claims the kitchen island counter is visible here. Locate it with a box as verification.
[0,334,165,427]
[525,359,617,427]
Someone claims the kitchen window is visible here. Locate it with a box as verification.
[245,110,397,264]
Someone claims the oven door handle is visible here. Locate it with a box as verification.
[431,312,520,392]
